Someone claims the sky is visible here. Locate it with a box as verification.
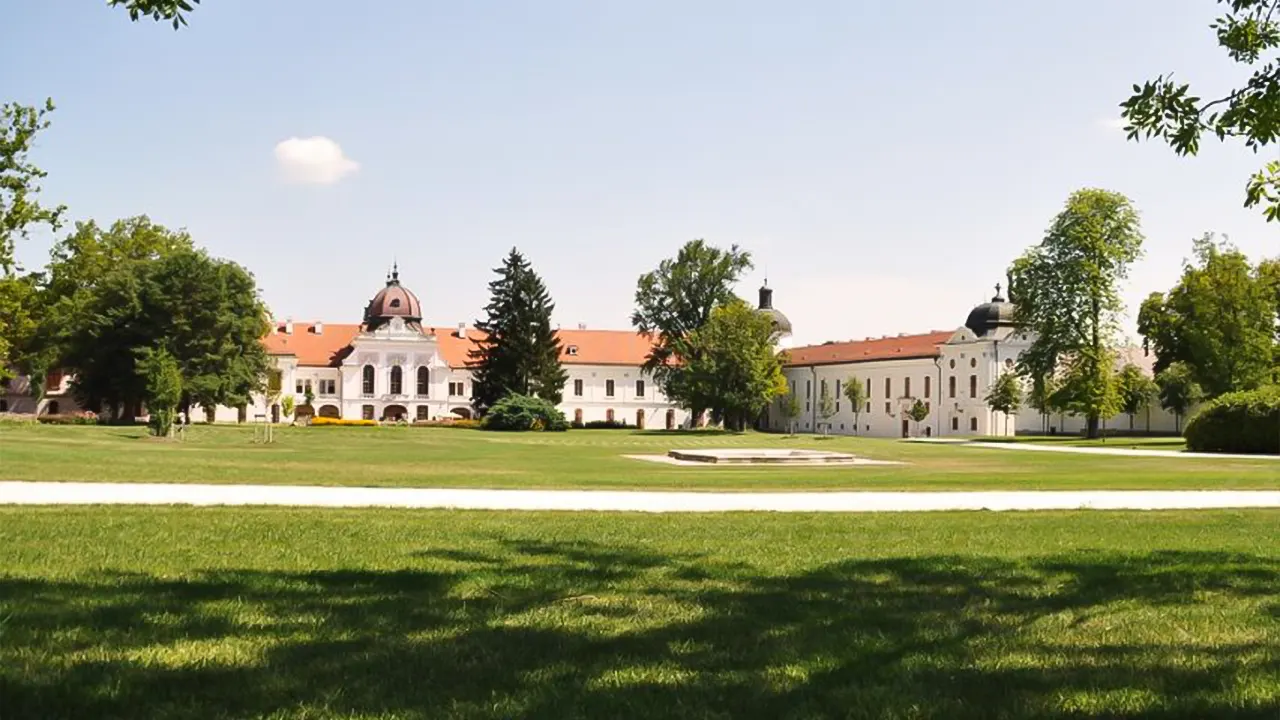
[7,0,1278,346]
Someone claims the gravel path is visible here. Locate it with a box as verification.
[3,482,1280,513]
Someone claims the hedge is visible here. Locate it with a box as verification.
[311,417,378,427]
[412,419,482,429]
[37,412,100,426]
[481,394,568,432]
[1183,386,1280,454]
[574,419,630,429]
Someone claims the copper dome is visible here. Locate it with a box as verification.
[363,266,423,331]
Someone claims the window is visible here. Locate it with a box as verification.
[390,366,403,395]
[949,376,956,398]
[635,380,645,398]
[952,417,959,431]
[47,370,63,392]
[606,408,615,422]
[574,379,584,397]
[567,345,579,356]
[362,405,375,421]
[820,379,827,398]
[806,380,811,398]
[971,358,977,368]
[606,379,615,397]
[904,377,911,397]
[417,367,429,396]
[924,376,931,398]
[362,365,375,395]
[884,402,890,414]
[884,378,891,398]
[970,417,978,432]
[296,380,304,394]
[390,298,401,308]
[416,406,429,421]
[790,381,796,396]
[319,379,336,396]
[449,381,466,397]
[574,408,584,424]
[865,378,871,397]
[969,375,977,399]
[949,359,956,369]
[865,401,871,413]
[836,379,842,398]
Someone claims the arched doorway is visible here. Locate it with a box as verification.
[666,409,675,430]
[271,404,281,424]
[574,408,583,425]
[606,408,615,423]
[382,404,408,422]
[296,404,315,418]
[450,407,473,420]
[45,400,60,415]
[635,409,645,429]
[318,405,340,419]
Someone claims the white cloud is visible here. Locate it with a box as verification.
[273,136,359,185]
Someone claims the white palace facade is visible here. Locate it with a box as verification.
[1,268,1182,436]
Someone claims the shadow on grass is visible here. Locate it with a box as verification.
[2,544,1278,719]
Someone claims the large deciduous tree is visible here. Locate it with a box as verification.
[64,245,270,420]
[1137,235,1277,397]
[469,248,568,413]
[1010,188,1144,438]
[675,299,787,431]
[1117,363,1158,432]
[632,240,753,419]
[985,371,1023,436]
[1156,361,1206,433]
[1120,0,1280,221]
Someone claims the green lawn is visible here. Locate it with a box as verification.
[1,423,1277,491]
[1,507,1277,719]
[983,434,1191,451]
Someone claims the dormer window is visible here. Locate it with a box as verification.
[567,345,579,356]
[390,299,401,308]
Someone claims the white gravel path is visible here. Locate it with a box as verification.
[964,442,1280,460]
[2,482,1280,513]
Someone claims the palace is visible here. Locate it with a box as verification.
[1,268,1182,436]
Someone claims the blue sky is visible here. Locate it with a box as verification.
[8,0,1277,345]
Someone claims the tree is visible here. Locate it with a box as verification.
[1117,363,1158,432]
[843,375,867,435]
[1057,351,1123,436]
[1157,361,1206,433]
[676,299,787,431]
[1120,1,1280,221]
[779,392,801,436]
[136,346,182,437]
[63,244,271,420]
[906,398,930,437]
[469,249,567,413]
[281,395,295,419]
[985,372,1023,436]
[816,383,836,436]
[632,240,753,419]
[1025,373,1057,434]
[110,0,201,28]
[1,99,66,276]
[1137,235,1276,397]
[1009,188,1144,438]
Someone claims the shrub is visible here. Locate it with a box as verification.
[578,419,630,429]
[311,417,378,427]
[1184,386,1280,454]
[0,413,38,426]
[481,394,568,432]
[37,411,100,426]
[412,419,482,429]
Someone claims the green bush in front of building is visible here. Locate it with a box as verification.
[481,394,569,432]
[1183,386,1280,454]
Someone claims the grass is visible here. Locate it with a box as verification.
[1,423,1277,491]
[1,506,1278,719]
[983,434,1190,450]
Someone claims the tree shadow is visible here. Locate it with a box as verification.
[2,544,1278,719]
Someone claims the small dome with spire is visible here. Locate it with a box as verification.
[964,282,1017,337]
[363,263,423,331]
[758,280,792,339]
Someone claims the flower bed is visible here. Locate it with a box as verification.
[310,417,378,427]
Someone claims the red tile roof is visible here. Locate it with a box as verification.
[784,331,953,367]
[264,323,660,368]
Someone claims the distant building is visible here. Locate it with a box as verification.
[1,270,1182,436]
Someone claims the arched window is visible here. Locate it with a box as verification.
[417,367,429,397]
[362,365,375,395]
[969,375,977,398]
[970,416,978,432]
[390,298,401,308]
[948,376,956,398]
[390,366,403,395]
[904,377,911,397]
[46,400,60,415]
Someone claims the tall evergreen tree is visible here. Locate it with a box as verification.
[469,248,567,413]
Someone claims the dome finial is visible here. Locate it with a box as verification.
[992,282,1005,302]
[392,259,399,282]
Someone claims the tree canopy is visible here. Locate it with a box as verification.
[469,248,568,413]
[109,0,201,28]
[1138,235,1277,398]
[843,375,867,435]
[1009,189,1144,438]
[1,99,66,277]
[675,299,787,431]
[632,239,753,417]
[1156,361,1206,433]
[1120,0,1280,221]
[1117,363,1158,431]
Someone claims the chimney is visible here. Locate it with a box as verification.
[313,321,323,335]
[284,318,294,335]
[456,322,466,338]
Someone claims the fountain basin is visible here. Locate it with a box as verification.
[667,448,859,465]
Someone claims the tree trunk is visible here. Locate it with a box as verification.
[1086,414,1100,439]
[1129,414,1134,431]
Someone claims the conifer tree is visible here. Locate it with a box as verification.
[469,248,568,413]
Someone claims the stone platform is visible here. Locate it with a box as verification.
[667,448,861,465]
